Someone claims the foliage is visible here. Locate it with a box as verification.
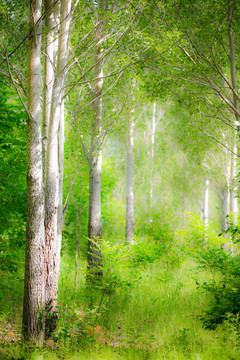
[176,213,226,252]
[1,0,240,358]
[196,246,240,330]
[0,80,26,234]
[0,225,25,316]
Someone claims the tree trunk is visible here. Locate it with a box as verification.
[87,4,104,279]
[228,4,239,223]
[229,134,238,221]
[44,0,72,330]
[43,0,55,184]
[125,108,135,243]
[150,101,156,208]
[221,186,230,232]
[201,179,209,228]
[22,0,45,342]
[57,98,64,251]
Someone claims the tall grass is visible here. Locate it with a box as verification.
[1,236,240,359]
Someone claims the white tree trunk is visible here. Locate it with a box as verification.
[202,179,209,228]
[125,108,135,243]
[229,134,238,222]
[22,0,45,342]
[87,15,104,278]
[57,99,64,244]
[228,5,239,224]
[150,101,156,208]
[44,0,72,324]
[43,0,55,184]
[221,185,230,232]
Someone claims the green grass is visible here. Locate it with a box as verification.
[1,249,240,360]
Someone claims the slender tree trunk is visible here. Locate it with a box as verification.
[44,0,72,328]
[202,179,209,229]
[221,185,230,232]
[87,3,104,279]
[43,0,55,184]
[150,101,156,208]
[229,134,238,220]
[125,108,135,243]
[57,98,64,250]
[228,4,239,223]
[183,193,187,223]
[22,0,45,342]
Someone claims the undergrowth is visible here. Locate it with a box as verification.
[1,217,240,359]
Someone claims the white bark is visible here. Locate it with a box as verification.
[221,161,230,233]
[58,99,64,240]
[44,0,72,321]
[125,108,135,243]
[43,0,55,184]
[229,134,238,222]
[22,0,45,341]
[202,179,209,228]
[221,186,230,232]
[87,14,104,278]
[228,5,239,223]
[150,101,156,208]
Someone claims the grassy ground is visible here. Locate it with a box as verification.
[0,248,240,360]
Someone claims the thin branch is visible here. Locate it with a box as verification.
[5,50,31,120]
[63,5,140,98]
[63,167,81,215]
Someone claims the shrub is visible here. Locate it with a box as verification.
[196,247,240,329]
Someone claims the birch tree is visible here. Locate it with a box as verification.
[87,0,104,279]
[228,3,239,222]
[201,179,209,229]
[125,104,135,243]
[22,0,74,339]
[44,0,72,327]
[149,101,156,208]
[22,0,45,341]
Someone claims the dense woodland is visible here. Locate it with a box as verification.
[1,0,240,359]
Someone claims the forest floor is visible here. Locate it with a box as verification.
[0,244,240,360]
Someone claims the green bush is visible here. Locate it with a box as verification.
[176,213,226,253]
[137,213,173,243]
[130,237,166,266]
[196,247,240,329]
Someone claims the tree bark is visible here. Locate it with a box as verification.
[125,107,135,243]
[43,0,55,184]
[228,4,239,223]
[44,0,72,329]
[229,134,238,221]
[201,179,209,228]
[87,3,104,279]
[221,186,230,232]
[22,0,45,342]
[150,101,156,208]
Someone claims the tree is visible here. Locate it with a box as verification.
[44,0,72,331]
[22,0,45,341]
[0,0,75,340]
[87,0,104,279]
[125,84,135,243]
